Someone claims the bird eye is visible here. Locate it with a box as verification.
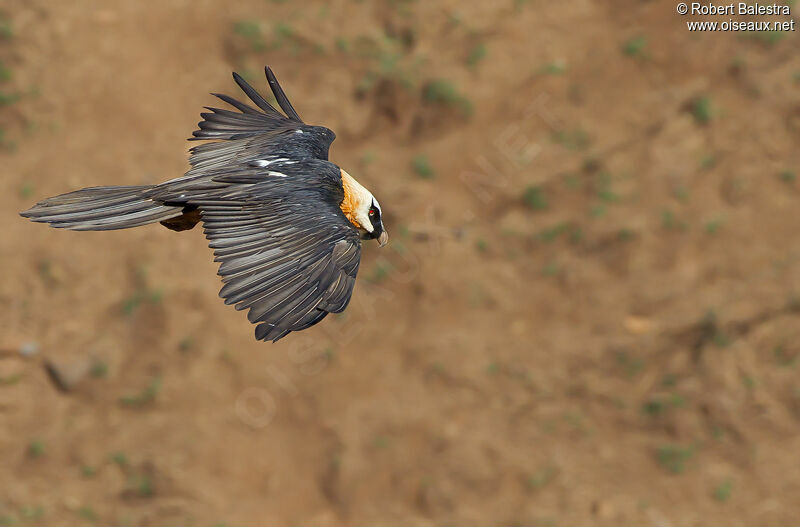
[368,209,375,216]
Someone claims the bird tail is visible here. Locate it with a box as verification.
[19,185,183,231]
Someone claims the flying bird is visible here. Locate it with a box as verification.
[20,67,387,342]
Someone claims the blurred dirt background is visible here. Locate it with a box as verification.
[1,1,800,526]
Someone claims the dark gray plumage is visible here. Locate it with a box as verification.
[20,67,372,342]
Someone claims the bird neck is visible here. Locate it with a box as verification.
[339,169,369,229]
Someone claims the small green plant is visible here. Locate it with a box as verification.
[692,95,713,124]
[617,228,634,241]
[542,261,559,277]
[0,13,11,39]
[514,0,531,12]
[369,262,393,283]
[178,337,194,352]
[622,36,648,57]
[0,373,21,385]
[661,374,678,387]
[641,393,686,417]
[373,436,391,449]
[475,238,488,252]
[422,79,473,116]
[28,439,45,458]
[773,344,796,367]
[713,330,731,348]
[779,169,796,183]
[272,22,295,51]
[18,506,44,521]
[0,90,20,106]
[563,173,582,190]
[411,155,435,179]
[539,61,567,75]
[788,293,800,312]
[335,37,349,53]
[110,451,128,467]
[713,479,733,502]
[122,287,163,316]
[590,204,607,218]
[748,29,787,46]
[671,185,689,202]
[359,151,376,166]
[0,62,11,82]
[119,376,161,407]
[522,185,548,210]
[551,128,590,150]
[526,465,558,490]
[77,506,97,522]
[655,444,695,474]
[597,179,620,203]
[18,183,34,200]
[570,226,586,243]
[126,473,154,498]
[728,54,746,73]
[704,218,724,234]
[661,209,686,230]
[81,465,97,478]
[232,20,265,51]
[537,222,570,243]
[699,154,717,170]
[466,42,487,68]
[90,360,108,378]
[793,71,800,83]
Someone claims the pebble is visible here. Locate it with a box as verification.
[44,357,92,392]
[19,342,40,357]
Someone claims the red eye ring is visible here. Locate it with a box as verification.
[368,209,375,216]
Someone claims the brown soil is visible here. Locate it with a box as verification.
[2,1,800,526]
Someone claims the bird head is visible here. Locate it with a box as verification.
[340,169,388,247]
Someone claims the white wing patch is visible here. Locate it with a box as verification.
[252,158,299,168]
[252,158,287,167]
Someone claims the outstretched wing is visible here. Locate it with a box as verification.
[188,66,336,170]
[195,178,362,342]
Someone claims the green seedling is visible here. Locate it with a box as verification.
[551,128,590,150]
[526,465,558,490]
[692,95,713,124]
[466,42,487,68]
[713,479,733,502]
[411,155,435,179]
[28,439,45,458]
[119,376,161,407]
[655,444,695,473]
[422,79,473,116]
[232,20,265,51]
[522,185,548,210]
[77,506,97,522]
[110,451,128,467]
[622,36,648,57]
[539,61,567,75]
[90,360,108,378]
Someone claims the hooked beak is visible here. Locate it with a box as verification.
[377,230,388,247]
